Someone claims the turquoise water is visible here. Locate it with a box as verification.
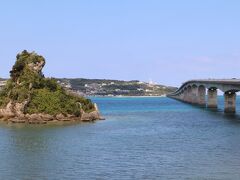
[0,97,240,179]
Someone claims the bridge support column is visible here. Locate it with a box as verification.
[207,88,217,108]
[198,86,206,106]
[183,90,188,102]
[181,93,185,101]
[179,93,182,100]
[224,91,236,113]
[191,86,198,104]
[187,86,192,103]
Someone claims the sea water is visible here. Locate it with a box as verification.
[0,97,240,179]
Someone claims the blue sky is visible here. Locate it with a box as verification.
[0,0,239,86]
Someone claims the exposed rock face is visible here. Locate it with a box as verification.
[0,50,104,124]
[28,60,45,74]
[0,102,15,119]
[81,104,104,121]
[3,107,103,125]
[0,109,102,124]
[0,96,103,124]
[81,111,101,122]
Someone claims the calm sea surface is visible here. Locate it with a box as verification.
[0,97,240,179]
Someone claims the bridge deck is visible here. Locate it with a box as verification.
[171,79,240,95]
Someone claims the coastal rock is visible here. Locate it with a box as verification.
[24,113,54,122]
[0,101,18,119]
[56,113,65,120]
[28,120,47,124]
[0,50,104,124]
[0,98,103,124]
[27,114,43,121]
[81,110,100,121]
[0,100,28,119]
[14,101,28,116]
[40,114,54,121]
[10,119,26,123]
[80,104,104,122]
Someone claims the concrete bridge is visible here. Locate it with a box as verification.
[167,79,240,113]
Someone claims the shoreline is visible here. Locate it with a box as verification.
[88,95,167,98]
[89,94,227,98]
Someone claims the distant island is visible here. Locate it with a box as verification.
[0,50,102,124]
[1,78,177,97]
[1,76,177,98]
[56,79,177,97]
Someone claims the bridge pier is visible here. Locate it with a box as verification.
[198,86,206,106]
[207,88,217,108]
[183,89,188,102]
[224,91,236,113]
[180,93,184,100]
[191,85,198,104]
[187,86,192,103]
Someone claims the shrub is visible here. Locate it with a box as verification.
[26,88,88,116]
